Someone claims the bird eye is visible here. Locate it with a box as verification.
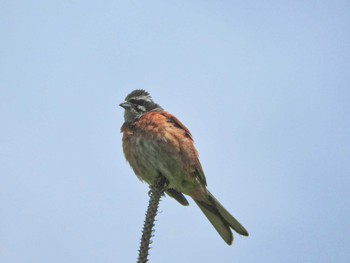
[129,98,145,106]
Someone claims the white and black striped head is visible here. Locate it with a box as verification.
[119,90,162,122]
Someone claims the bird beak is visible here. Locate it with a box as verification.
[119,102,131,109]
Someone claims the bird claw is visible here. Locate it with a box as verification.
[149,176,168,196]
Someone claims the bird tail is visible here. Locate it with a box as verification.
[194,191,248,245]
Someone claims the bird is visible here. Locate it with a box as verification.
[119,89,248,245]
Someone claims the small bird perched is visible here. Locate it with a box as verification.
[120,89,248,245]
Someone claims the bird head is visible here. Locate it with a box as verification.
[120,89,162,122]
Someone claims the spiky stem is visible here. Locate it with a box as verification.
[137,177,167,263]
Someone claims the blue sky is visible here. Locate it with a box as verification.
[1,1,349,262]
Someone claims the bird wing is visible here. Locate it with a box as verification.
[159,111,207,187]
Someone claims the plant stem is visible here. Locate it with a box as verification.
[137,177,167,263]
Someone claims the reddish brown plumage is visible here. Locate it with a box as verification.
[121,111,206,198]
[120,90,249,245]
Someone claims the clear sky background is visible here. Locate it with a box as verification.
[1,1,349,262]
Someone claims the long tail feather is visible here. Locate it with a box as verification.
[194,191,248,245]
